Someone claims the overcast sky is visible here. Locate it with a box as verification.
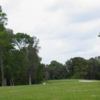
[0,0,100,64]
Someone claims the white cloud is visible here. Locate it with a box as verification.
[0,0,100,64]
[75,0,100,9]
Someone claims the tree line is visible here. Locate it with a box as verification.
[0,6,100,86]
[46,57,100,80]
[0,6,45,86]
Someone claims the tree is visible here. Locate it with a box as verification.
[87,57,100,79]
[26,36,42,84]
[0,6,14,86]
[0,6,7,31]
[48,60,67,79]
[13,33,41,85]
[65,57,88,79]
[0,5,44,86]
[0,31,14,86]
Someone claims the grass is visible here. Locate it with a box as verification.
[0,79,100,100]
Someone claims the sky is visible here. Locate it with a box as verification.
[0,0,100,64]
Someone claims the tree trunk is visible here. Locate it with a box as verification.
[29,74,32,85]
[10,78,14,86]
[0,53,6,86]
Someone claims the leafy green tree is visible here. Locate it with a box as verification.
[48,60,67,79]
[0,31,14,86]
[0,6,7,31]
[13,33,42,85]
[65,57,88,79]
[26,37,41,84]
[36,63,45,83]
[0,6,14,86]
[87,57,100,79]
[0,6,44,86]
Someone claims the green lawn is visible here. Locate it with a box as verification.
[0,79,100,100]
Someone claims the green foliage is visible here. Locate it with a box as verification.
[48,60,68,79]
[0,31,43,85]
[0,6,7,25]
[0,6,43,86]
[0,9,14,85]
[65,57,100,80]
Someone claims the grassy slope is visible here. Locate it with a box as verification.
[0,80,100,100]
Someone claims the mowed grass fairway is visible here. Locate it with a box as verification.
[0,80,100,100]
